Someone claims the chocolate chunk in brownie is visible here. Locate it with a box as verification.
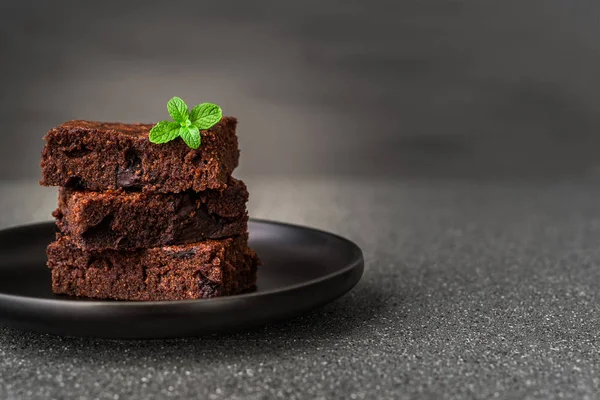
[40,118,239,193]
[47,235,259,301]
[55,178,249,251]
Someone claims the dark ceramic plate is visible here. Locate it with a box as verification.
[0,220,363,339]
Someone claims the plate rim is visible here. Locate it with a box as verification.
[0,219,364,308]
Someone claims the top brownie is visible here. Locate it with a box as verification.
[40,118,239,193]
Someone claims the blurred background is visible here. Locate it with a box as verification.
[4,3,600,398]
[1,0,600,181]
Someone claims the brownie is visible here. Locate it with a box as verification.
[48,235,259,301]
[54,178,249,251]
[40,118,239,193]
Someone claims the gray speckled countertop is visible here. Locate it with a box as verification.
[1,177,600,400]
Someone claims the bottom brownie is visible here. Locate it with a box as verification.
[47,235,259,301]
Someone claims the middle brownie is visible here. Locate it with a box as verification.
[54,178,248,251]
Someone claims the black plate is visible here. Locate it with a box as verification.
[0,220,363,339]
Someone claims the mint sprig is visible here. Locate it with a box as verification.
[149,97,223,149]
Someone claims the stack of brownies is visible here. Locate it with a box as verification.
[39,118,259,301]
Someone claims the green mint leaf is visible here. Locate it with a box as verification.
[167,96,189,123]
[190,103,222,130]
[149,97,221,148]
[179,125,201,149]
[149,121,181,144]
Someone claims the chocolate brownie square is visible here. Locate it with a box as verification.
[48,235,259,301]
[40,118,239,193]
[54,178,249,251]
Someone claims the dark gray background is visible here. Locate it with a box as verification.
[2,0,600,180]
[3,2,600,399]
